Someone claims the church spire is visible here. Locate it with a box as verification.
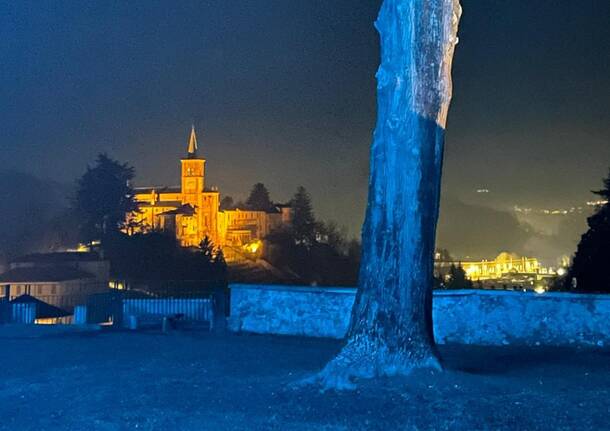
[187,125,198,158]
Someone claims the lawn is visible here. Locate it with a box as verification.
[1,327,609,430]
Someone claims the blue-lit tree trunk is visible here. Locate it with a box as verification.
[319,0,461,389]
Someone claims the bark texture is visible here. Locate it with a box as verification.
[319,0,461,390]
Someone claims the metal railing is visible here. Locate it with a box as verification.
[0,281,227,328]
[84,280,227,328]
[123,298,212,322]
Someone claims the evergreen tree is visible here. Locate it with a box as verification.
[317,221,347,252]
[199,236,227,282]
[291,186,317,246]
[219,196,235,211]
[246,183,274,212]
[567,169,610,292]
[446,263,473,290]
[199,236,216,263]
[74,154,139,243]
[214,248,227,267]
[103,231,227,285]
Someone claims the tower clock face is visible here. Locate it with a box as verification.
[185,178,197,192]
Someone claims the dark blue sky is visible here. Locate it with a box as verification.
[1,0,609,235]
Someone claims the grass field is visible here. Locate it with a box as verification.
[1,327,609,430]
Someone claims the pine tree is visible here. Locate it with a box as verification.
[291,186,317,246]
[245,183,274,212]
[447,263,473,290]
[74,154,139,243]
[199,236,216,263]
[219,196,235,211]
[567,169,610,292]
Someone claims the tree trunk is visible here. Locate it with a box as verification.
[319,0,461,390]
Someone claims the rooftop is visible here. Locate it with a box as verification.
[10,294,71,318]
[134,186,182,194]
[139,201,182,209]
[0,267,95,283]
[159,204,196,217]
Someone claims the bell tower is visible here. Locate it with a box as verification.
[181,125,205,196]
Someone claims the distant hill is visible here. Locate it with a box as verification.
[0,171,76,266]
[437,197,531,260]
[436,196,586,265]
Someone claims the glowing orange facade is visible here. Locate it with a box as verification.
[127,127,291,257]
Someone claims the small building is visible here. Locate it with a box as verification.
[10,294,72,324]
[0,252,110,311]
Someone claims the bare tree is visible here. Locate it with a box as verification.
[319,0,462,389]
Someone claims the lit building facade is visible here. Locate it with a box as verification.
[127,127,291,256]
[435,251,556,285]
[460,252,542,281]
[0,252,110,311]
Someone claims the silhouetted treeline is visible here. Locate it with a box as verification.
[436,263,473,290]
[564,168,610,293]
[101,232,226,284]
[263,186,360,286]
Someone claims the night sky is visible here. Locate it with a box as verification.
[2,0,609,237]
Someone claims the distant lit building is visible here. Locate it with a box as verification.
[126,127,292,260]
[460,252,541,281]
[0,252,110,311]
[435,251,558,291]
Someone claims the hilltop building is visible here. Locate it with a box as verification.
[435,251,558,291]
[460,252,543,281]
[127,127,292,258]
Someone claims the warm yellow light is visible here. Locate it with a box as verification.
[109,281,125,290]
[465,266,478,275]
[534,286,546,294]
[557,268,567,277]
[244,240,262,255]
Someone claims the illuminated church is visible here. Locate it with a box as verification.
[127,127,291,257]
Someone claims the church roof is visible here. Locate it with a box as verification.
[187,125,199,159]
[139,200,182,209]
[496,252,522,262]
[134,186,181,194]
[158,204,196,217]
[221,203,289,214]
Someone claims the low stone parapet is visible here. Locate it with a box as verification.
[229,284,610,347]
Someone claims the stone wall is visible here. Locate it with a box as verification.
[229,284,610,347]
[229,284,354,339]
